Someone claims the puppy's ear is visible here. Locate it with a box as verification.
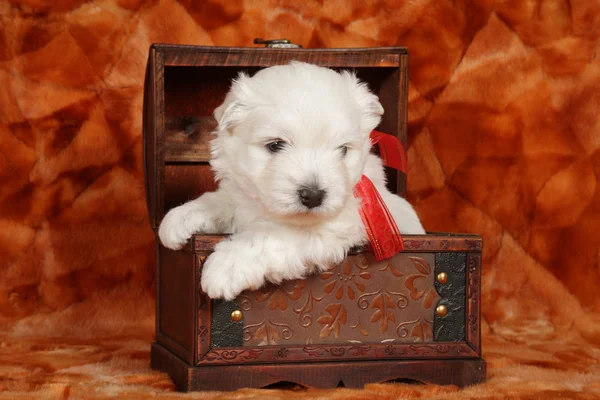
[341,71,384,132]
[213,97,245,131]
[213,72,252,132]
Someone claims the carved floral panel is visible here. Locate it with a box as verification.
[238,253,439,346]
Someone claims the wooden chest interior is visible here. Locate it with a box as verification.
[143,44,485,391]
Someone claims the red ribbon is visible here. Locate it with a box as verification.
[370,129,407,173]
[353,130,407,260]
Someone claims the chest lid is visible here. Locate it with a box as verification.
[143,43,409,231]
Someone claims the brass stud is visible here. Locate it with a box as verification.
[436,304,448,317]
[231,310,243,322]
[437,272,448,284]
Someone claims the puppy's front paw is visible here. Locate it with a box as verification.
[201,248,266,300]
[158,206,196,250]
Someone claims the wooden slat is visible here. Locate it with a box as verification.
[466,253,482,356]
[143,47,157,229]
[155,44,406,67]
[164,164,218,212]
[155,50,166,230]
[189,233,483,254]
[152,342,486,391]
[157,248,195,365]
[195,342,478,366]
[165,116,215,162]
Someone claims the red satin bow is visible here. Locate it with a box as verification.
[369,129,407,173]
[353,130,407,260]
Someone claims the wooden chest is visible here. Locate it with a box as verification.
[143,42,486,392]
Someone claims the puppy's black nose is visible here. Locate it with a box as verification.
[298,186,326,209]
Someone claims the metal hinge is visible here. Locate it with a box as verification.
[253,38,303,48]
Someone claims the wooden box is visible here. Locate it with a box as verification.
[143,43,486,391]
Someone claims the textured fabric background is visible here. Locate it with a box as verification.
[1,0,600,398]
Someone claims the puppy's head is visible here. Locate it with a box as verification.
[210,61,383,225]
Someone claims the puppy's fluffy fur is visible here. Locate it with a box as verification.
[158,62,425,300]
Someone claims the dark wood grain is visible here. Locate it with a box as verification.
[398,54,409,196]
[152,342,486,391]
[157,247,195,365]
[148,49,166,230]
[163,66,258,163]
[195,342,477,366]
[190,234,483,254]
[143,47,158,230]
[164,164,218,211]
[466,254,482,355]
[164,116,215,162]
[146,43,485,392]
[155,44,407,67]
[195,255,211,361]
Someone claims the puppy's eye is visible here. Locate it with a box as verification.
[266,140,286,153]
[338,145,348,157]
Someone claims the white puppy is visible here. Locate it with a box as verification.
[158,61,425,300]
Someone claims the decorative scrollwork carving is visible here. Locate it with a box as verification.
[242,318,294,345]
[212,252,447,350]
[238,295,253,311]
[204,349,264,362]
[197,342,475,365]
[293,289,323,328]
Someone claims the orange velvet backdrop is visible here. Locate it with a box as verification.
[1,0,600,394]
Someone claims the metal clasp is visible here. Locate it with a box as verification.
[253,38,302,48]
